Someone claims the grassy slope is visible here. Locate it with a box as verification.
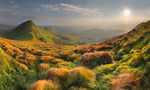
[74,20,150,89]
[1,20,150,89]
[2,20,85,45]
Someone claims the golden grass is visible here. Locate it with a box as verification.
[80,51,114,66]
[29,80,59,90]
[38,63,50,71]
[19,63,29,71]
[70,67,96,82]
[43,68,70,81]
[112,73,140,90]
[42,67,96,88]
[40,56,55,62]
[70,54,80,59]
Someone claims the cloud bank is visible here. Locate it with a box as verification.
[40,3,101,16]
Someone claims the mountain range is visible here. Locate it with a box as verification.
[0,21,126,44]
[50,26,126,43]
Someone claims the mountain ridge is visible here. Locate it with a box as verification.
[1,20,85,45]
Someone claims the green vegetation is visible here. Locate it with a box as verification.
[1,20,150,90]
[2,20,85,45]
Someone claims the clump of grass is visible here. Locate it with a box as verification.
[80,51,114,68]
[28,80,59,90]
[59,50,71,60]
[18,63,29,71]
[40,56,64,64]
[54,58,64,63]
[43,68,70,81]
[112,73,140,90]
[69,54,80,61]
[25,54,37,63]
[42,67,95,89]
[38,63,49,71]
[42,68,70,88]
[94,44,114,51]
[40,56,55,62]
[69,67,96,87]
[6,49,14,56]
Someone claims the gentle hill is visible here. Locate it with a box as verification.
[2,20,85,45]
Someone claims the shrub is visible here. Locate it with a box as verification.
[43,68,70,81]
[69,67,96,87]
[29,80,59,90]
[94,45,113,51]
[112,73,140,90]
[40,56,64,64]
[40,56,55,62]
[38,63,49,71]
[69,54,80,61]
[54,58,64,63]
[42,68,70,88]
[59,50,71,60]
[80,51,114,68]
[73,46,90,54]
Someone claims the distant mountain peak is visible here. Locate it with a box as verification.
[19,20,35,27]
[24,20,34,24]
[2,20,85,45]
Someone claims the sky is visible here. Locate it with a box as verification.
[0,0,150,30]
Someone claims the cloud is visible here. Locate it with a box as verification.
[60,3,101,16]
[40,4,59,11]
[40,3,101,16]
[9,0,19,8]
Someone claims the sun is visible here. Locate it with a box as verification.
[123,9,131,17]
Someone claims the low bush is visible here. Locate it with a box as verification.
[38,63,49,71]
[59,50,71,60]
[43,68,70,81]
[69,67,96,87]
[112,73,140,90]
[29,80,59,90]
[42,68,70,88]
[80,51,114,68]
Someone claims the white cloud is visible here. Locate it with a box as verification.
[40,4,59,11]
[40,3,102,16]
[60,3,101,16]
[9,0,19,8]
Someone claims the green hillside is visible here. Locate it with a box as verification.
[74,20,150,89]
[1,20,150,90]
[2,20,85,45]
